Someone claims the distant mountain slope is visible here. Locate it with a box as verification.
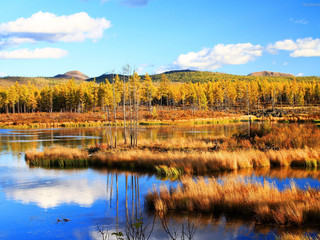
[162,69,198,74]
[0,77,85,88]
[86,69,320,84]
[1,70,319,88]
[87,70,222,83]
[55,71,89,80]
[86,74,126,83]
[248,71,295,77]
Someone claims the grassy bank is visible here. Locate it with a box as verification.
[145,177,320,227]
[25,146,89,168]
[2,106,320,128]
[0,111,243,128]
[25,146,320,174]
[280,233,320,240]
[25,124,320,173]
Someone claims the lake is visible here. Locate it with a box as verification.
[0,123,319,239]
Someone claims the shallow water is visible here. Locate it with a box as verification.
[0,124,319,239]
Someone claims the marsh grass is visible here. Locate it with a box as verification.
[25,146,89,168]
[155,165,183,180]
[25,124,320,172]
[145,177,320,227]
[0,110,241,128]
[26,146,320,173]
[279,233,320,240]
[89,148,273,174]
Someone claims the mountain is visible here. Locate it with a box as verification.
[86,74,126,83]
[0,76,85,88]
[1,70,317,88]
[87,70,221,84]
[54,71,89,80]
[162,69,198,74]
[248,71,295,77]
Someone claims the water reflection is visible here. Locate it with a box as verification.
[89,170,320,240]
[5,177,107,209]
[1,124,320,239]
[0,123,252,153]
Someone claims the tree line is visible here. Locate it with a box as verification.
[1,73,320,114]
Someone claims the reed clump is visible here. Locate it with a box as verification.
[89,148,271,174]
[280,233,320,240]
[25,146,89,168]
[25,146,320,173]
[155,165,183,180]
[24,124,320,172]
[145,177,320,227]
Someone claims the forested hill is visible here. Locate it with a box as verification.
[86,70,229,83]
[1,70,320,87]
[87,70,320,84]
[0,76,85,87]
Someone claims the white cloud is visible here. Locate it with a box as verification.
[298,73,304,76]
[0,72,7,77]
[159,43,263,72]
[137,63,154,74]
[0,11,111,43]
[0,47,68,59]
[0,37,37,50]
[290,18,308,24]
[267,38,320,57]
[137,67,144,74]
[283,62,288,66]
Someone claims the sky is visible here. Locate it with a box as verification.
[0,0,319,77]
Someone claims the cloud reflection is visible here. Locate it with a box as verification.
[5,177,108,209]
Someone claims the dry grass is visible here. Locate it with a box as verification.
[134,124,320,152]
[145,177,320,227]
[280,233,320,240]
[227,168,320,181]
[25,146,89,168]
[267,148,320,167]
[254,124,320,150]
[137,138,219,151]
[26,146,320,173]
[24,124,320,172]
[0,110,240,128]
[90,148,271,173]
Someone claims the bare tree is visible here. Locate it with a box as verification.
[112,70,117,148]
[122,65,131,145]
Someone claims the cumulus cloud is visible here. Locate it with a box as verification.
[0,72,7,77]
[0,48,68,59]
[159,43,263,72]
[0,11,111,43]
[0,37,36,50]
[0,12,111,60]
[267,38,320,57]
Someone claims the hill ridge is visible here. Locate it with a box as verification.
[55,71,89,80]
[248,71,294,77]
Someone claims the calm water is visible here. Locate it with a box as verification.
[0,124,319,239]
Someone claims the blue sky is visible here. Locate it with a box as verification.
[0,0,319,77]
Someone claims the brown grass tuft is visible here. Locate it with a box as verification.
[145,177,320,227]
[26,145,320,173]
[25,146,89,168]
